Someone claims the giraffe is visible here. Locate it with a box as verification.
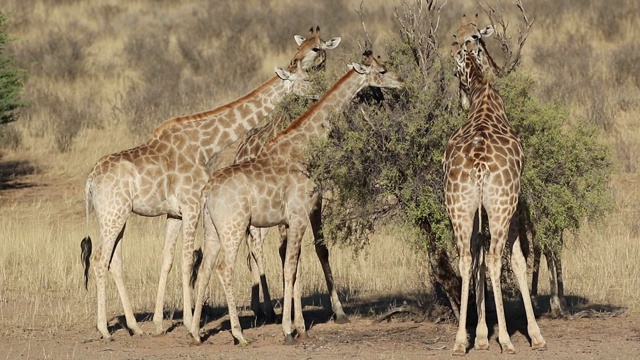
[232,51,349,326]
[445,39,545,354]
[234,112,290,323]
[79,27,340,342]
[189,51,403,346]
[453,14,567,318]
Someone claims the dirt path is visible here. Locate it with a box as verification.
[0,312,639,359]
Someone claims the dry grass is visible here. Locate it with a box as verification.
[0,0,639,337]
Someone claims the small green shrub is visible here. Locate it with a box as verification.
[0,12,26,127]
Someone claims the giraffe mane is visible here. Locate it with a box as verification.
[151,75,281,138]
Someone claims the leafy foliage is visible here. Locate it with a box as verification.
[500,71,613,253]
[307,7,612,271]
[0,12,26,127]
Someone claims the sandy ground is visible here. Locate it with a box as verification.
[0,308,639,360]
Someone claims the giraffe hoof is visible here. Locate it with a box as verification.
[532,340,547,351]
[284,333,297,345]
[190,333,202,346]
[334,314,350,324]
[474,341,490,351]
[102,336,114,343]
[452,342,467,356]
[152,329,166,337]
[500,342,516,354]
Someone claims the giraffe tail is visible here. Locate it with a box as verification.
[81,177,93,290]
[475,163,488,238]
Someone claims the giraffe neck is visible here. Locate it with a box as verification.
[263,69,364,159]
[465,54,509,127]
[150,75,290,166]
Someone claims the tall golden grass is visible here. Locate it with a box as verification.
[0,0,639,336]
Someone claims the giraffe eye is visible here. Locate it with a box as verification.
[471,34,479,40]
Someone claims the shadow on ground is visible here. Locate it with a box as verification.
[106,290,627,347]
[0,159,37,190]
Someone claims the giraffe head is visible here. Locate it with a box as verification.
[292,26,342,72]
[347,50,404,89]
[275,59,312,97]
[453,14,495,47]
[452,14,496,109]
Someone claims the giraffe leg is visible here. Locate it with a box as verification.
[180,210,199,331]
[512,235,546,350]
[546,246,566,318]
[152,216,181,336]
[450,210,475,356]
[486,218,515,354]
[216,228,248,346]
[247,226,276,324]
[93,242,112,341]
[258,226,277,322]
[109,233,144,336]
[189,209,221,345]
[530,236,542,309]
[292,252,307,339]
[309,197,349,324]
[93,216,129,341]
[282,216,306,345]
[247,227,264,321]
[473,235,489,350]
[554,248,568,314]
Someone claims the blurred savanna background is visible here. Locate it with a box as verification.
[0,0,638,338]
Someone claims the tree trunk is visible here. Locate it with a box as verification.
[421,219,462,320]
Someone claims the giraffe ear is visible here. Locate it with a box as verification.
[348,63,369,74]
[323,37,342,50]
[294,35,306,46]
[275,67,292,80]
[479,25,495,38]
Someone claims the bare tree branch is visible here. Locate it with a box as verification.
[393,0,447,86]
[476,0,534,76]
[355,1,373,53]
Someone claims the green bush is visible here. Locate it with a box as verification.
[0,12,26,128]
[306,4,612,309]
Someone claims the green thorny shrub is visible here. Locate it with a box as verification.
[305,7,613,309]
[0,12,26,146]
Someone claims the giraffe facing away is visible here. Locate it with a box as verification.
[189,51,403,346]
[445,39,546,355]
[453,14,567,318]
[79,27,341,342]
